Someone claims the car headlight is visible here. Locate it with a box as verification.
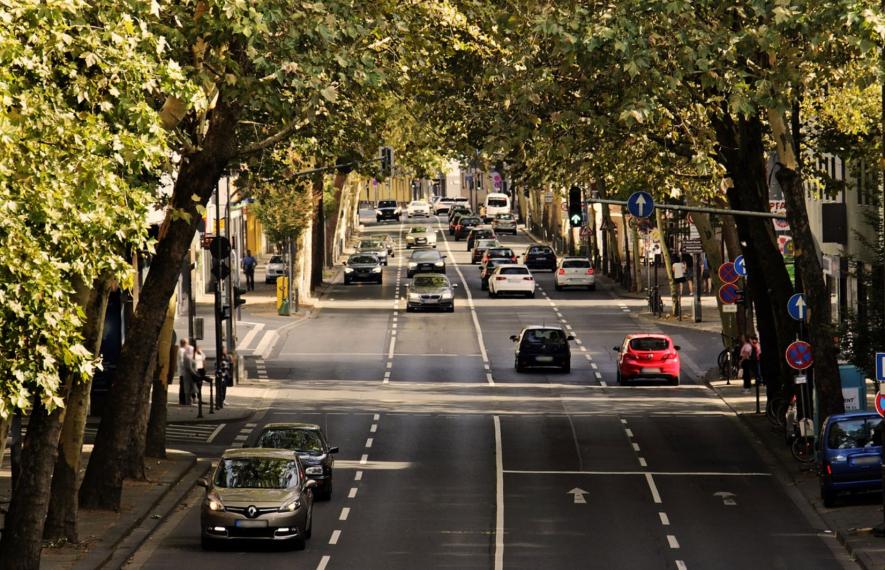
[207,492,224,512]
[279,497,302,512]
[434,261,444,267]
[375,210,382,215]
[372,266,382,273]
[344,267,354,273]
[409,262,417,268]
[408,292,421,301]
[441,291,453,299]
[305,466,324,475]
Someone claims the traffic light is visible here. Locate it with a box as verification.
[568,185,583,228]
[380,146,394,177]
[234,286,247,307]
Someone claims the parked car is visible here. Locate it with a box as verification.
[472,238,500,264]
[613,334,681,385]
[819,412,884,507]
[554,257,596,291]
[256,423,338,501]
[375,199,400,222]
[488,264,535,298]
[480,257,511,290]
[406,200,431,218]
[406,273,458,312]
[199,448,315,550]
[357,239,389,265]
[407,248,446,278]
[454,216,482,240]
[264,255,287,283]
[466,227,496,251]
[405,226,437,249]
[491,213,518,235]
[523,245,557,272]
[344,253,383,285]
[482,247,517,265]
[511,326,573,373]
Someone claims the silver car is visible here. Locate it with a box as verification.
[264,255,287,283]
[200,448,316,550]
[357,239,389,265]
[405,226,437,249]
[492,213,518,235]
[406,273,458,312]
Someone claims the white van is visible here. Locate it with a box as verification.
[482,192,511,222]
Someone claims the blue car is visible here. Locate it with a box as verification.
[818,411,883,507]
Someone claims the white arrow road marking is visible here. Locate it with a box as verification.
[568,487,589,504]
[714,491,737,506]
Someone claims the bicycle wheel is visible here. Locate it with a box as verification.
[717,350,729,378]
[766,396,785,427]
[791,437,815,463]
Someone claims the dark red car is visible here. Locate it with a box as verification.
[613,334,681,385]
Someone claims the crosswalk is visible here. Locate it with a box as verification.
[15,423,224,445]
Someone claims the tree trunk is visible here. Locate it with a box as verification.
[124,348,158,481]
[656,208,678,315]
[44,278,112,543]
[80,103,240,511]
[691,210,739,343]
[0,417,8,465]
[146,297,178,459]
[310,172,325,290]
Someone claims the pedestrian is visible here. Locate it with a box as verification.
[681,249,694,295]
[242,249,257,291]
[216,347,233,409]
[180,341,198,405]
[739,335,758,393]
[701,256,711,294]
[177,338,194,405]
[193,345,206,404]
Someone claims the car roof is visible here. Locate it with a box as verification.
[221,448,298,460]
[523,325,566,331]
[625,334,672,341]
[827,411,883,422]
[494,263,527,269]
[260,422,322,432]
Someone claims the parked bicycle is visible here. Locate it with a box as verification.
[647,285,664,317]
[717,334,741,384]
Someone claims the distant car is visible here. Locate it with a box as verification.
[491,213,518,235]
[482,247,517,266]
[357,239,389,266]
[433,197,454,214]
[407,248,446,278]
[554,257,596,291]
[256,423,338,501]
[472,238,500,264]
[449,211,473,235]
[523,245,557,272]
[405,226,437,249]
[199,448,315,550]
[264,255,287,283]
[511,326,573,373]
[454,216,482,240]
[344,253,383,285]
[819,412,884,507]
[488,264,535,298]
[613,334,680,385]
[466,227,496,251]
[480,257,511,290]
[406,200,431,218]
[376,199,400,222]
[481,192,511,222]
[406,273,458,312]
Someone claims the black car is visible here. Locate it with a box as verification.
[511,326,574,373]
[255,422,339,500]
[448,208,473,234]
[407,248,446,278]
[524,245,557,271]
[344,253,383,284]
[466,227,496,251]
[454,216,481,240]
[406,273,458,312]
[376,200,400,222]
[480,257,511,290]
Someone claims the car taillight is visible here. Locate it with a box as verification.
[558,268,566,275]
[511,256,517,262]
[826,463,832,476]
[496,276,506,281]
[662,351,678,360]
[586,268,595,275]
[523,276,533,281]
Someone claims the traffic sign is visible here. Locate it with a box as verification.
[785,340,813,370]
[718,262,739,284]
[626,191,654,218]
[683,239,703,254]
[787,293,808,322]
[876,392,885,418]
[734,255,747,277]
[876,352,885,382]
[718,283,740,304]
[209,236,231,259]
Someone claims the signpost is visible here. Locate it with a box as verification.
[718,283,740,304]
[626,191,654,218]
[785,340,813,370]
[734,255,747,277]
[718,262,739,285]
[787,293,808,322]
[876,392,885,418]
[876,352,885,383]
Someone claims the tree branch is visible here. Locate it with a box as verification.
[236,118,306,157]
[646,133,696,159]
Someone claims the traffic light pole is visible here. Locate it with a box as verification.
[212,183,222,415]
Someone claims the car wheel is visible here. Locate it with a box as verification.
[291,534,307,551]
[481,282,488,291]
[304,504,313,538]
[447,305,455,313]
[318,480,333,501]
[201,535,216,550]
[377,278,383,284]
[489,289,496,298]
[527,291,535,299]
[406,306,413,313]
[515,358,525,373]
[588,284,596,291]
[344,279,351,285]
[555,283,562,291]
[670,375,680,386]
[562,361,571,374]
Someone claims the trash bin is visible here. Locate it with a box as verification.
[839,364,867,412]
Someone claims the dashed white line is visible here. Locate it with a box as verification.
[667,535,680,549]
[330,529,342,545]
[590,362,598,369]
[373,414,380,421]
[348,487,358,498]
[360,454,368,464]
[594,372,603,379]
[659,512,670,525]
[625,428,634,438]
[365,438,374,448]
[354,471,363,481]
[632,443,641,452]
[580,346,587,352]
[676,560,687,570]
[645,473,662,504]
[340,507,350,521]
[621,419,628,424]
[639,457,648,467]
[317,555,331,570]
[600,380,608,387]
[370,424,378,433]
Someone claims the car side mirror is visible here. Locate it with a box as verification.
[613,346,621,352]
[329,446,339,454]
[567,335,575,341]
[197,477,209,488]
[343,261,347,266]
[305,480,318,490]
[510,335,519,342]
[674,345,681,351]
[404,282,410,287]
[453,283,459,288]
[441,255,447,259]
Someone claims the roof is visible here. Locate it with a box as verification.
[625,333,672,340]
[523,325,565,331]
[260,422,321,431]
[827,411,882,421]
[221,448,298,460]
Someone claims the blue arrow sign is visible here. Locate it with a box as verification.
[877,352,885,382]
[734,255,747,277]
[627,191,654,218]
[787,293,807,322]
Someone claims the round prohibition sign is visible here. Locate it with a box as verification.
[785,340,813,370]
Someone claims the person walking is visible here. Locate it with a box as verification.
[216,347,233,409]
[180,341,198,405]
[177,338,194,405]
[193,345,206,404]
[739,335,759,393]
[681,249,694,295]
[242,250,257,291]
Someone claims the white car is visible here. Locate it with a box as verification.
[433,197,454,214]
[406,200,431,218]
[405,226,437,248]
[488,264,535,298]
[264,255,287,283]
[554,257,596,291]
[357,239,389,266]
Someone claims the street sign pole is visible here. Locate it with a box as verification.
[212,182,222,415]
[694,253,701,323]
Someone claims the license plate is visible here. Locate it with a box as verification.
[235,520,268,528]
[641,367,661,374]
[536,356,554,362]
[535,256,547,259]
[422,298,439,304]
[852,456,880,465]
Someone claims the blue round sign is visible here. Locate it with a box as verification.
[734,255,747,277]
[787,293,808,322]
[626,191,654,218]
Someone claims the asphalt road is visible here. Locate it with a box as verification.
[128,214,853,570]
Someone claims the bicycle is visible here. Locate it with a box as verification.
[765,393,788,429]
[790,417,816,463]
[647,286,664,317]
[717,334,740,384]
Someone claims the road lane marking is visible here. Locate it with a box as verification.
[600,380,607,386]
[207,424,226,443]
[594,372,603,379]
[494,416,504,570]
[503,469,772,476]
[330,530,342,545]
[233,435,248,442]
[646,473,662,504]
[676,561,687,570]
[667,535,680,549]
[590,362,598,369]
[317,555,331,570]
[486,372,495,385]
[632,443,641,452]
[621,419,628,424]
[360,454,368,464]
[355,471,363,481]
[374,414,380,420]
[365,438,374,448]
[659,512,670,525]
[348,488,358,498]
[639,457,647,467]
[625,428,634,438]
[386,361,392,369]
[370,424,378,433]
[574,338,582,345]
[339,508,350,521]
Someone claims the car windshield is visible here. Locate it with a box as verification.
[257,429,324,453]
[500,267,529,275]
[269,256,284,264]
[213,458,300,489]
[410,227,428,233]
[489,248,513,257]
[488,198,508,207]
[563,259,591,268]
[359,241,381,249]
[496,214,514,220]
[411,250,439,261]
[460,217,480,225]
[350,255,377,264]
[523,329,566,346]
[378,201,397,208]
[828,418,884,449]
[410,201,426,207]
[413,275,448,287]
[477,240,498,248]
[629,338,669,351]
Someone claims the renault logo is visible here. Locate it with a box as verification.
[246,505,258,518]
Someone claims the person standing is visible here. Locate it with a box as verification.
[177,339,194,405]
[193,345,206,404]
[180,341,197,405]
[681,249,694,295]
[216,347,233,409]
[739,335,758,393]
[242,250,257,291]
